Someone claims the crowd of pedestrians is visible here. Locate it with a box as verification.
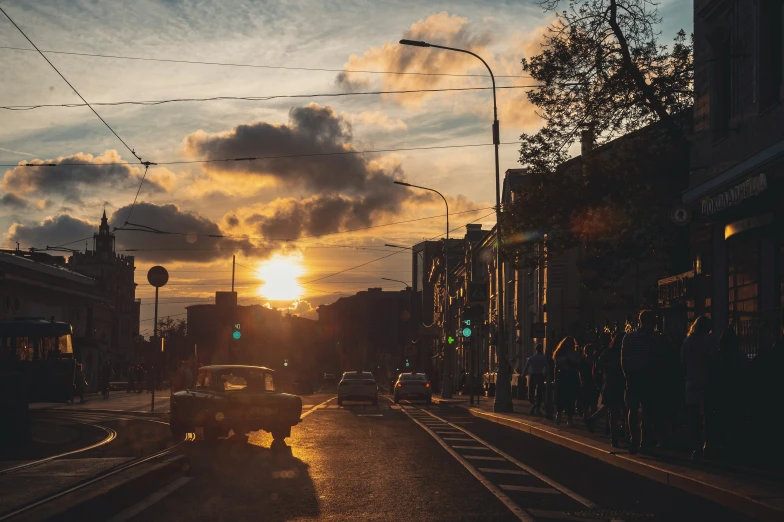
[521,310,780,461]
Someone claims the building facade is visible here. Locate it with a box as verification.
[683,0,784,357]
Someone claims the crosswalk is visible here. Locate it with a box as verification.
[402,406,616,522]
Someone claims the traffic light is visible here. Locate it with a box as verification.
[232,323,241,340]
[460,305,484,338]
[405,358,410,367]
[284,358,289,367]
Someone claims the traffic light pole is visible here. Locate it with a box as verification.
[151,285,158,412]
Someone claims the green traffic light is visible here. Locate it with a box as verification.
[462,327,472,338]
[448,336,455,344]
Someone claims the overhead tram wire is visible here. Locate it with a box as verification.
[1,85,544,111]
[0,45,527,79]
[0,142,520,168]
[0,7,148,167]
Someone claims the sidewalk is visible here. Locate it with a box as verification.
[31,389,171,414]
[433,395,784,522]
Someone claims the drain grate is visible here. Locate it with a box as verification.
[568,509,654,520]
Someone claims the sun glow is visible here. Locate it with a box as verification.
[256,254,305,301]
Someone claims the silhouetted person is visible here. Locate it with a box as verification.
[622,310,659,454]
[580,344,599,420]
[554,337,581,427]
[710,328,747,455]
[127,364,136,393]
[523,344,547,415]
[681,315,716,460]
[544,342,556,420]
[588,332,626,447]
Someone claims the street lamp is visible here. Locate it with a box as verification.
[394,180,454,398]
[399,39,510,412]
[381,277,410,287]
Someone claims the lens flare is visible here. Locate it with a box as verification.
[256,254,305,301]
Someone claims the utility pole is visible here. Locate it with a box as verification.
[232,255,235,292]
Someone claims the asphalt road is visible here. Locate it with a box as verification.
[105,392,753,522]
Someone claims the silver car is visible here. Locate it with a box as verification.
[393,372,432,404]
[337,371,378,406]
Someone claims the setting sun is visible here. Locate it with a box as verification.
[256,254,305,301]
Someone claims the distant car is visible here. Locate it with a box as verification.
[170,365,303,444]
[393,373,432,404]
[337,371,378,406]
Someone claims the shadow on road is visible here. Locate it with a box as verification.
[181,434,319,521]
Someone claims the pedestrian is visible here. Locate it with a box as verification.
[101,359,113,399]
[621,310,660,454]
[710,327,747,456]
[587,332,626,447]
[580,344,599,420]
[523,343,547,415]
[554,336,581,427]
[681,315,716,460]
[127,364,135,393]
[75,363,87,404]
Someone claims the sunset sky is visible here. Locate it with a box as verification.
[0,0,691,336]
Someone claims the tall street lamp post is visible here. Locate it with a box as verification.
[399,39,511,412]
[393,180,453,398]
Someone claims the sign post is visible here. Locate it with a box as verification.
[147,266,169,412]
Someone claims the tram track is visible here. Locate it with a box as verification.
[0,410,192,521]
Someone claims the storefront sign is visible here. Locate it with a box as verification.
[701,173,767,216]
[658,271,694,307]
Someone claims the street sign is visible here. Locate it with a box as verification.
[468,283,489,303]
[670,205,691,226]
[147,266,169,288]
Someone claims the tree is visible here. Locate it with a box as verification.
[503,0,693,292]
[156,317,188,369]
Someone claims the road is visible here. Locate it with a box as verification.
[106,392,752,522]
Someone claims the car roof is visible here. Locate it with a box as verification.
[200,365,274,373]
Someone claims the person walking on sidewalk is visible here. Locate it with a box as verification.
[587,332,626,447]
[127,364,136,393]
[622,310,660,454]
[523,343,547,415]
[681,315,716,460]
[554,337,581,427]
[580,344,599,420]
[544,342,556,420]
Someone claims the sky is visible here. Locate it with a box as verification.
[0,0,692,336]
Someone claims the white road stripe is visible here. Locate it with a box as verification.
[399,408,535,522]
[106,477,192,522]
[300,396,336,419]
[500,485,560,494]
[464,455,508,461]
[442,437,475,441]
[527,509,599,521]
[478,468,529,475]
[451,445,490,450]
[418,409,600,509]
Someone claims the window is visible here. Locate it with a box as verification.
[264,373,275,391]
[759,0,784,109]
[221,373,248,391]
[195,370,212,389]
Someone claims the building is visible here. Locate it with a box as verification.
[317,287,412,381]
[68,210,141,374]
[681,0,784,357]
[0,248,112,387]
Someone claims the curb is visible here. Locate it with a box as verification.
[23,454,189,522]
[445,402,783,522]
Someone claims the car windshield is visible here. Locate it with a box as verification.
[342,372,374,381]
[218,368,274,392]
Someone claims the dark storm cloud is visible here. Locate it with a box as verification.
[9,215,96,249]
[1,193,29,209]
[184,103,412,240]
[108,202,255,263]
[1,150,166,200]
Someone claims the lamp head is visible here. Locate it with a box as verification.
[393,181,412,187]
[399,39,431,47]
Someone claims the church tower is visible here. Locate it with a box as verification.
[93,209,115,254]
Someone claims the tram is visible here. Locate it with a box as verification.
[0,318,76,403]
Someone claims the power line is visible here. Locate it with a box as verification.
[0,45,527,79]
[0,7,147,165]
[0,85,541,111]
[0,141,520,168]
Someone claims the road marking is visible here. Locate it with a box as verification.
[418,409,600,509]
[478,468,529,475]
[442,437,475,442]
[357,414,384,417]
[452,446,490,450]
[399,407,534,522]
[300,396,336,419]
[527,509,599,521]
[106,476,192,522]
[463,455,508,461]
[500,485,560,494]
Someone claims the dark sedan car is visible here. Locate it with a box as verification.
[170,365,302,443]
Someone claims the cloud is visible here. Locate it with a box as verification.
[7,215,96,249]
[1,150,170,200]
[1,193,29,210]
[6,203,255,263]
[342,111,408,131]
[336,12,493,103]
[184,104,413,240]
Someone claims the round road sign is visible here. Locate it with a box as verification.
[147,266,169,287]
[670,205,691,226]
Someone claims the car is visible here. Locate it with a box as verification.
[393,373,432,404]
[337,370,378,406]
[169,365,303,444]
